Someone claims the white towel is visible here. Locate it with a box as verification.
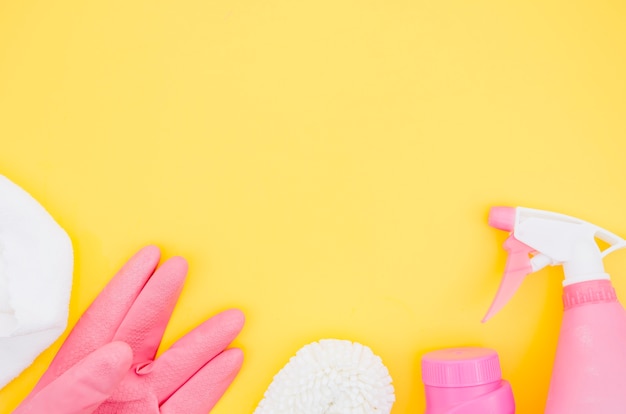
[0,175,73,389]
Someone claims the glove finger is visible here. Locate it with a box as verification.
[112,255,188,364]
[144,308,244,402]
[16,341,132,414]
[33,246,161,391]
[160,348,243,414]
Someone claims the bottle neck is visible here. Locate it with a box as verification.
[563,279,617,310]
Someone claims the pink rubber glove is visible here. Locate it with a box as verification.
[15,245,245,414]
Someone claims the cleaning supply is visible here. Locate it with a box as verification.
[421,347,515,414]
[254,339,395,414]
[484,206,626,413]
[13,342,132,414]
[15,246,245,414]
[0,175,73,389]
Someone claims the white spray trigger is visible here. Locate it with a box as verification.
[483,206,626,322]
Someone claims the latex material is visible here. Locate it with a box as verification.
[546,280,626,414]
[15,342,132,414]
[0,175,73,389]
[15,246,244,414]
[421,347,515,414]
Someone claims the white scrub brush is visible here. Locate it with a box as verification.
[254,339,395,414]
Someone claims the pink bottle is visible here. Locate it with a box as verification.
[484,206,626,413]
[546,279,626,413]
[421,347,515,413]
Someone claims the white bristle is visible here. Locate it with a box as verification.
[254,339,395,414]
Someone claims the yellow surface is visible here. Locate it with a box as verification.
[1,1,626,412]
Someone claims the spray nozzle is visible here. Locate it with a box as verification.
[483,206,626,322]
[488,207,516,232]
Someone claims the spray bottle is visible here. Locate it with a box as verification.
[483,206,626,413]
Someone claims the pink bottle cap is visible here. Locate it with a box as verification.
[421,347,502,387]
[488,207,516,232]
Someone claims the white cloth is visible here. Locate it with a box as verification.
[0,175,73,389]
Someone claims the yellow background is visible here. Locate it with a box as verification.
[1,0,626,412]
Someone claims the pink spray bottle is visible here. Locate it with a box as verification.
[483,206,626,413]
